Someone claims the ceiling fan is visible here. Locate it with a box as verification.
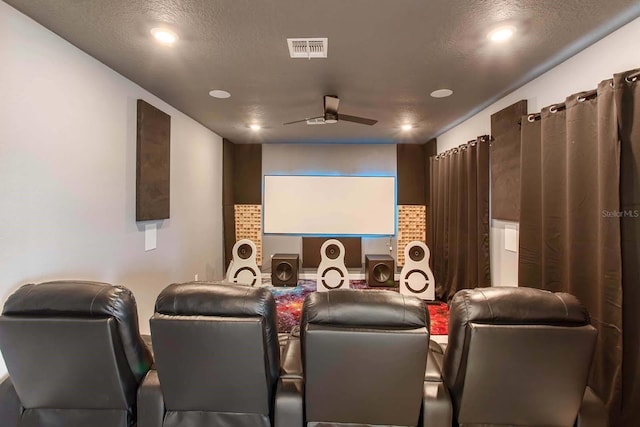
[283,95,377,126]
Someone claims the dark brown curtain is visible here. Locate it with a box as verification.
[617,70,640,427]
[519,69,640,426]
[429,136,491,301]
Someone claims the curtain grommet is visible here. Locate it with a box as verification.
[549,105,558,114]
[626,75,638,84]
[527,114,536,123]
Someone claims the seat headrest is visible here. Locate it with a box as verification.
[301,289,428,329]
[155,282,275,318]
[4,280,138,319]
[2,280,152,381]
[450,287,590,326]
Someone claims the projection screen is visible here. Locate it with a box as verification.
[263,175,396,235]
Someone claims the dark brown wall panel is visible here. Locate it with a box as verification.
[233,144,262,204]
[491,100,527,221]
[223,139,236,268]
[223,205,236,269]
[136,99,170,221]
[424,138,437,206]
[223,139,235,206]
[397,144,426,205]
[397,139,437,206]
[302,237,362,268]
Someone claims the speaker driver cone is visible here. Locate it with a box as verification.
[405,269,430,293]
[238,243,253,259]
[325,244,340,260]
[275,262,293,282]
[373,263,392,283]
[409,245,425,262]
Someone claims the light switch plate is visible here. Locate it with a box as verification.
[504,226,518,253]
[145,223,157,251]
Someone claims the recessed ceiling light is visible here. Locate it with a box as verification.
[401,124,413,131]
[488,26,515,43]
[209,90,231,99]
[249,124,261,131]
[150,28,178,45]
[430,89,453,98]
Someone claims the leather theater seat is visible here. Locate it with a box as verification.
[0,280,153,427]
[138,281,281,427]
[276,289,452,427]
[438,286,607,427]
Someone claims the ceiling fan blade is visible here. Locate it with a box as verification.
[324,95,340,115]
[338,114,378,126]
[283,116,323,125]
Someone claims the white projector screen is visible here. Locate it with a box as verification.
[263,175,396,235]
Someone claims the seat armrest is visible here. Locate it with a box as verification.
[140,334,155,369]
[422,380,452,427]
[137,370,164,427]
[278,333,289,358]
[280,336,303,378]
[429,339,444,356]
[576,386,608,427]
[0,376,20,427]
[275,377,304,427]
[426,340,444,381]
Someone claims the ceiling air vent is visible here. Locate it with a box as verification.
[287,38,328,59]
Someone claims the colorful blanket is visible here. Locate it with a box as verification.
[264,279,449,335]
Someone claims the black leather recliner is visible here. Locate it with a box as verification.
[138,282,281,427]
[0,280,153,427]
[437,287,607,427]
[276,289,452,427]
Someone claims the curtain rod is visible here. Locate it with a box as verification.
[526,88,597,122]
[525,70,638,123]
[434,135,490,159]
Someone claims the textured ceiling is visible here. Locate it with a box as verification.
[5,0,640,144]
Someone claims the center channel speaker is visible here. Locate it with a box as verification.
[399,241,435,300]
[226,239,261,286]
[316,239,350,292]
[271,253,300,287]
[365,255,395,287]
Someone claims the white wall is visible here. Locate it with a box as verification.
[437,16,640,286]
[0,3,224,377]
[261,144,397,269]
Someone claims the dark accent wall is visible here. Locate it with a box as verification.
[423,138,437,206]
[490,100,527,221]
[223,139,236,268]
[396,139,437,205]
[233,144,262,204]
[302,237,362,269]
[222,139,262,267]
[136,100,171,221]
[397,144,426,205]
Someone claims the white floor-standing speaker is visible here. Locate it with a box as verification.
[316,239,350,292]
[399,241,435,300]
[226,239,261,286]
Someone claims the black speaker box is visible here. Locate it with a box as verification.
[271,253,300,287]
[365,254,395,287]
